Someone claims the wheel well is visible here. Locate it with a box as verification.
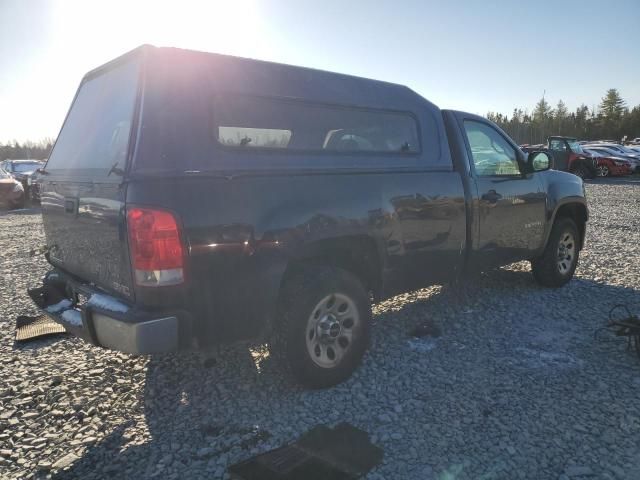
[280,236,382,300]
[555,203,587,249]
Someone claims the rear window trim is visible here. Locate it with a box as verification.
[211,93,423,158]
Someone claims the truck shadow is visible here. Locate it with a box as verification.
[52,266,640,479]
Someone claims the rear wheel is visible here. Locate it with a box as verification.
[596,165,609,177]
[531,218,580,287]
[277,266,371,388]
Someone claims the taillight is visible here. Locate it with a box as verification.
[127,207,185,287]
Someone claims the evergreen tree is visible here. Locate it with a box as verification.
[533,97,553,122]
[599,88,626,119]
[555,100,568,134]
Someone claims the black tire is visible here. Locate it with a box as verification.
[277,266,371,388]
[531,217,580,288]
[596,165,609,177]
[571,165,587,179]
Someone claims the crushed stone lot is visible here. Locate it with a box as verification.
[1,179,640,480]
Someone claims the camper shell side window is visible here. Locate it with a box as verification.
[213,95,421,156]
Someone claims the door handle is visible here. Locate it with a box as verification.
[482,190,502,204]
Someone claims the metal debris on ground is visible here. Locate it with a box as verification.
[15,314,67,343]
[228,422,383,480]
[596,305,640,358]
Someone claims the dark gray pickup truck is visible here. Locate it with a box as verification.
[29,46,587,387]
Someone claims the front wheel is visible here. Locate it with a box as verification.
[531,218,580,288]
[277,266,371,388]
[596,165,609,177]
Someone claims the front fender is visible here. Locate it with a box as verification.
[537,170,588,254]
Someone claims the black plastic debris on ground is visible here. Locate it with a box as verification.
[15,314,67,343]
[597,304,640,359]
[228,422,383,480]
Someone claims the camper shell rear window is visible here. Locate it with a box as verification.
[45,59,139,177]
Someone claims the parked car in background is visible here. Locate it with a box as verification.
[583,145,640,173]
[0,168,25,209]
[29,161,46,203]
[583,148,633,177]
[0,159,45,201]
[546,136,597,179]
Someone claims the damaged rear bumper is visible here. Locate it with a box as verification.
[28,270,192,354]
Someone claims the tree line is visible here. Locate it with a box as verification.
[487,88,639,145]
[0,139,54,162]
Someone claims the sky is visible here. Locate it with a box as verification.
[1,0,639,142]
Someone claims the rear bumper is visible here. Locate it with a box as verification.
[28,270,192,354]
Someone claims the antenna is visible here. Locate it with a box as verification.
[541,89,546,143]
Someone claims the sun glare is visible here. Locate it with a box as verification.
[0,0,266,142]
[52,0,265,66]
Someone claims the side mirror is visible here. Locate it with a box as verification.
[527,151,552,172]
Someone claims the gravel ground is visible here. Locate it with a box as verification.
[1,178,640,480]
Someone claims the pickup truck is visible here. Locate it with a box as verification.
[546,136,597,179]
[28,46,588,388]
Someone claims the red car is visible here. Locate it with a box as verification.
[0,168,26,209]
[583,148,633,177]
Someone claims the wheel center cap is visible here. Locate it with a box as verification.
[317,314,341,342]
[558,245,567,258]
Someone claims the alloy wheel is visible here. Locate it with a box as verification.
[305,293,360,368]
[557,232,576,275]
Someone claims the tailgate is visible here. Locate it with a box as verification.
[40,56,140,299]
[41,180,133,298]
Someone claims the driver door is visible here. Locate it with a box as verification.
[462,119,546,269]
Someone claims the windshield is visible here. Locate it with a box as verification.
[567,140,584,154]
[12,162,41,173]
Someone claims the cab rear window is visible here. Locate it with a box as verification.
[46,60,139,176]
